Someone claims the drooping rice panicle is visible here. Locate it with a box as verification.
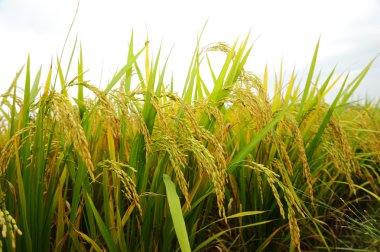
[51,92,95,180]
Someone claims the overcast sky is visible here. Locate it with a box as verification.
[0,0,379,101]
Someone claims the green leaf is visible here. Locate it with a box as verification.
[163,174,191,252]
[30,65,41,105]
[193,220,272,252]
[77,44,85,118]
[341,55,378,104]
[85,193,118,252]
[228,105,290,174]
[124,31,134,92]
[306,74,348,159]
[297,38,320,122]
[106,46,144,93]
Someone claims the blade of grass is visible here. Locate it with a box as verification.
[105,47,144,93]
[124,31,134,92]
[297,38,320,122]
[85,193,118,252]
[14,133,32,251]
[77,44,85,118]
[163,174,191,252]
[29,65,41,105]
[228,105,290,174]
[306,74,348,159]
[341,55,378,104]
[193,220,273,252]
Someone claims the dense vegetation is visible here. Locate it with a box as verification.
[0,32,379,251]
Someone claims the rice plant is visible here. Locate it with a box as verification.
[0,32,379,252]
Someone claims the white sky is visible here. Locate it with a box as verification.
[0,0,379,101]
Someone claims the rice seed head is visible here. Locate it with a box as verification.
[245,160,285,219]
[100,160,142,216]
[323,117,357,194]
[154,131,190,207]
[277,135,294,176]
[347,108,380,164]
[51,92,95,181]
[231,87,272,133]
[282,117,314,206]
[150,95,191,206]
[268,176,285,219]
[69,82,120,134]
[0,192,22,249]
[151,91,229,214]
[255,169,264,205]
[182,127,227,218]
[194,100,225,139]
[112,90,153,155]
[197,127,227,219]
[288,206,301,252]
[0,126,35,175]
[203,42,232,55]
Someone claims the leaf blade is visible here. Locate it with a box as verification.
[163,174,191,252]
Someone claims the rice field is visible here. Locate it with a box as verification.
[0,32,379,251]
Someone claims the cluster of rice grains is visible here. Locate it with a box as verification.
[50,92,95,180]
[0,193,22,250]
[225,75,308,250]
[98,160,142,215]
[150,93,228,217]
